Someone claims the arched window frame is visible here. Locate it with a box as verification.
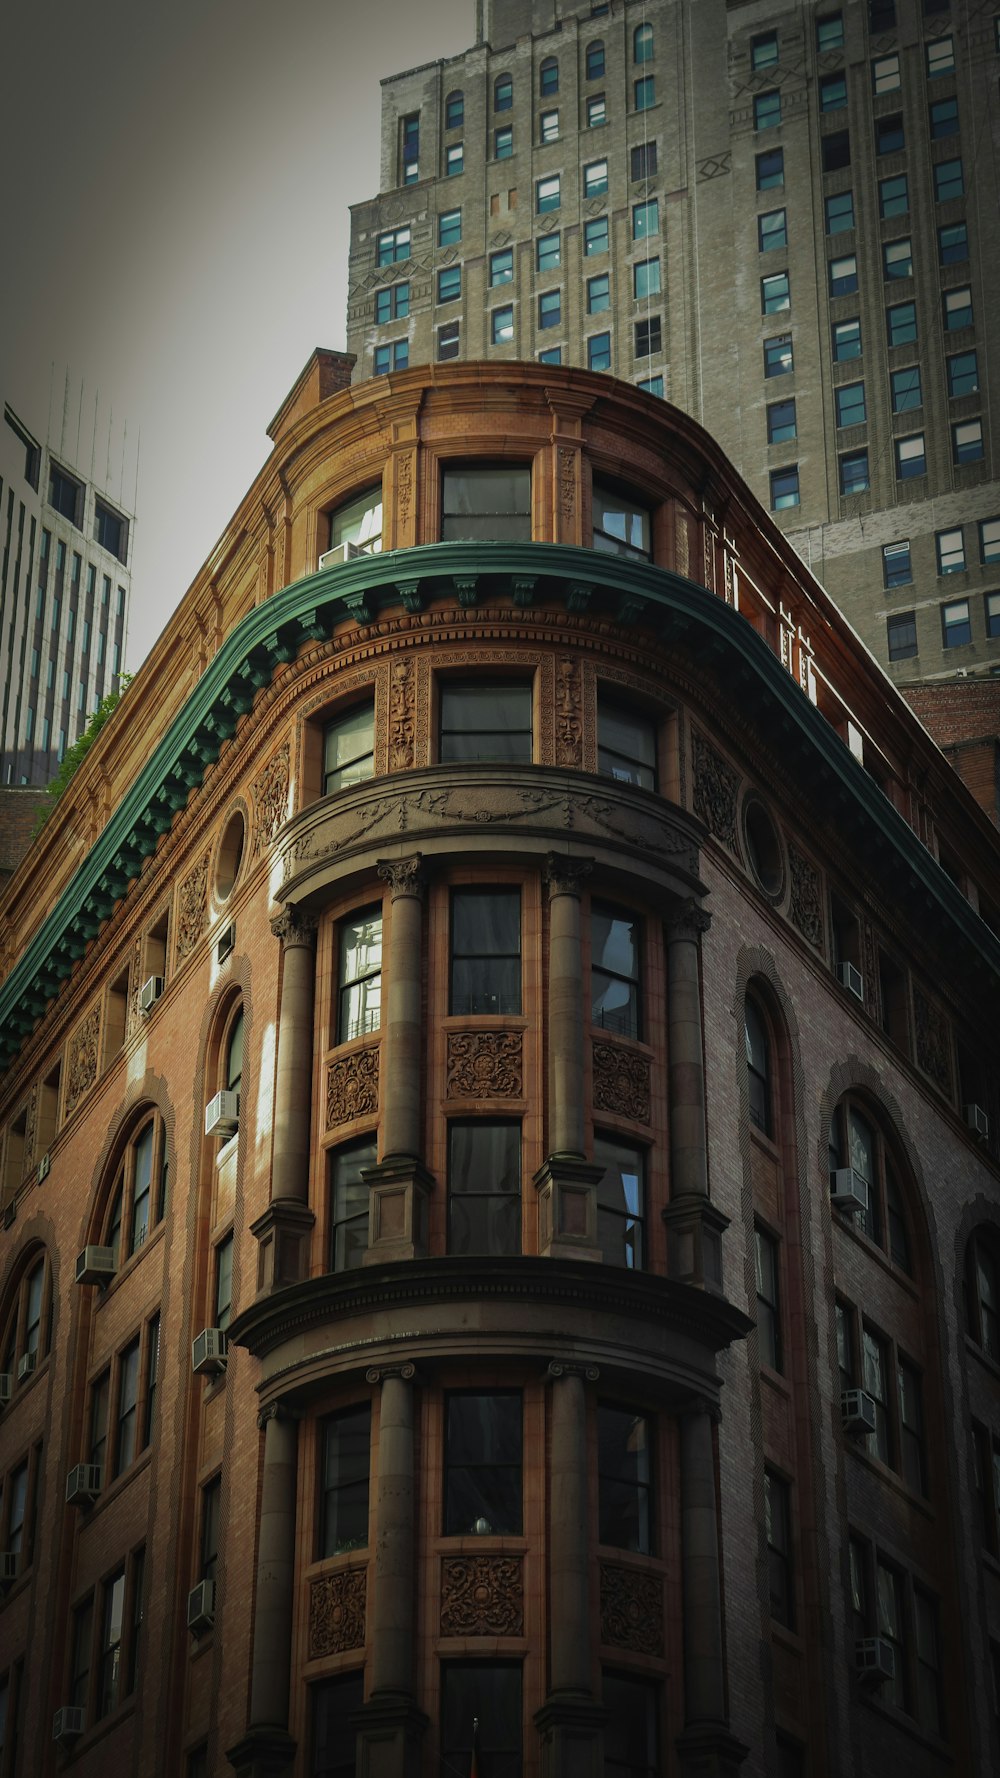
[634,22,654,63]
[586,39,605,80]
[224,1004,245,1098]
[538,58,557,97]
[100,1111,169,1267]
[445,89,464,130]
[966,1228,1000,1360]
[828,1094,913,1275]
[0,1246,51,1380]
[744,994,772,1137]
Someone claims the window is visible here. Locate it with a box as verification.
[491,305,514,345]
[634,22,654,62]
[441,466,531,543]
[588,331,612,372]
[822,130,851,172]
[446,143,464,177]
[95,501,128,564]
[538,347,563,366]
[604,1676,659,1778]
[770,466,800,510]
[879,174,908,219]
[337,907,382,1043]
[323,701,374,795]
[97,1569,126,1718]
[937,528,966,574]
[876,114,904,155]
[967,1231,1000,1358]
[540,109,559,143]
[587,95,606,128]
[592,483,651,561]
[141,1314,159,1450]
[588,273,610,313]
[329,1137,376,1272]
[839,450,870,495]
[926,36,955,76]
[438,208,461,246]
[890,366,922,412]
[538,231,561,270]
[536,175,560,213]
[820,72,847,111]
[631,142,657,180]
[634,76,655,110]
[634,317,661,358]
[538,289,561,330]
[756,148,784,191]
[373,341,408,375]
[488,250,513,289]
[591,903,640,1037]
[886,302,917,348]
[104,1116,166,1266]
[887,612,918,660]
[981,518,1000,563]
[1,1253,49,1378]
[930,96,959,139]
[494,74,513,113]
[934,158,964,201]
[835,383,866,428]
[764,334,793,377]
[761,272,790,314]
[312,1673,364,1778]
[377,226,410,265]
[632,200,658,240]
[584,160,608,197]
[444,1392,522,1533]
[745,997,771,1135]
[594,1136,644,1268]
[450,888,521,1012]
[586,40,605,80]
[321,1403,370,1555]
[89,1370,110,1472]
[446,91,464,130]
[598,1403,652,1550]
[374,281,409,323]
[438,322,460,361]
[943,286,973,330]
[883,540,912,587]
[401,113,419,184]
[828,1099,913,1268]
[494,127,513,159]
[898,1358,926,1495]
[752,32,779,71]
[767,399,797,444]
[938,220,968,265]
[437,265,461,305]
[765,1470,794,1628]
[756,1227,782,1371]
[214,1232,233,1335]
[598,696,656,789]
[883,237,911,280]
[829,253,858,296]
[759,208,787,252]
[48,464,81,523]
[4,1460,28,1558]
[872,53,900,93]
[113,1337,140,1477]
[824,191,854,236]
[71,1597,94,1711]
[986,593,1000,639]
[754,91,781,130]
[633,258,660,300]
[199,1476,221,1585]
[441,1665,521,1778]
[942,598,972,646]
[953,420,983,464]
[539,57,558,96]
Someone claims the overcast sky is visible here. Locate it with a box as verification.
[1,0,472,672]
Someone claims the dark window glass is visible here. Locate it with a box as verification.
[890,366,922,412]
[330,1138,376,1272]
[764,334,793,377]
[930,96,959,138]
[820,72,847,111]
[835,382,866,428]
[756,148,784,190]
[447,1122,521,1257]
[603,1671,658,1778]
[879,174,908,218]
[215,1233,233,1333]
[754,90,781,130]
[142,1314,160,1449]
[745,998,771,1134]
[200,1476,221,1583]
[825,190,854,233]
[97,1569,126,1718]
[89,1370,110,1470]
[839,449,870,495]
[71,1596,93,1709]
[938,221,968,264]
[770,465,799,509]
[876,114,904,155]
[450,888,521,1014]
[897,1357,926,1495]
[755,1227,782,1371]
[338,907,382,1042]
[634,317,661,358]
[441,1664,522,1778]
[597,697,656,789]
[764,1469,794,1628]
[321,1404,370,1556]
[540,57,558,96]
[446,91,464,129]
[444,1393,522,1534]
[882,541,911,587]
[95,502,127,563]
[598,1404,652,1552]
[887,613,918,660]
[48,465,81,522]
[586,41,605,80]
[114,1337,140,1476]
[631,142,657,180]
[129,1121,154,1255]
[591,905,640,1037]
[324,702,374,795]
[441,466,531,543]
[822,131,850,172]
[594,1135,644,1269]
[312,1671,364,1778]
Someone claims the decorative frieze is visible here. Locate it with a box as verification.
[788,845,824,951]
[65,1007,101,1117]
[554,656,582,767]
[326,1048,380,1126]
[913,987,952,1096]
[592,1042,651,1124]
[692,732,739,852]
[558,447,576,522]
[440,1555,524,1637]
[447,1032,523,1099]
[308,1568,367,1658]
[599,1562,664,1655]
[252,743,291,856]
[389,658,415,771]
[21,1086,38,1176]
[176,854,210,959]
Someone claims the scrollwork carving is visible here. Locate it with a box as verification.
[270,905,318,948]
[554,656,582,767]
[592,1042,651,1123]
[447,1032,523,1099]
[558,446,576,520]
[666,897,712,943]
[389,658,415,770]
[913,986,952,1095]
[544,852,592,898]
[65,1007,101,1116]
[440,1555,523,1637]
[308,1569,367,1659]
[176,854,210,959]
[788,845,823,951]
[599,1562,664,1655]
[326,1048,380,1126]
[692,732,739,851]
[376,855,425,900]
[22,1085,38,1173]
[252,743,291,855]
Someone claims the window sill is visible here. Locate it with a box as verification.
[70,1695,137,1757]
[844,1442,934,1519]
[857,1685,949,1754]
[79,1444,153,1529]
[832,1211,919,1301]
[94,1221,165,1308]
[966,1334,1000,1382]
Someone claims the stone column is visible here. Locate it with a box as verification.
[534,856,603,1262]
[226,1405,299,1778]
[535,1362,605,1778]
[356,1365,427,1778]
[661,899,729,1291]
[363,858,434,1264]
[675,1400,747,1778]
[250,908,317,1291]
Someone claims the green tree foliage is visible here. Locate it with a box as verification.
[35,676,131,829]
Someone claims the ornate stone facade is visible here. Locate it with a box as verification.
[308,1568,367,1658]
[326,1048,380,1126]
[554,655,582,768]
[788,844,824,951]
[252,743,291,856]
[389,658,415,772]
[599,1562,665,1656]
[692,731,739,852]
[592,1041,651,1124]
[64,1007,101,1118]
[914,986,953,1096]
[175,854,209,960]
[446,1032,523,1099]
[440,1555,524,1637]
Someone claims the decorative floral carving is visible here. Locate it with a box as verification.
[252,743,290,855]
[396,452,414,524]
[592,1042,651,1123]
[545,853,592,899]
[65,1008,101,1116]
[176,855,209,959]
[554,656,582,767]
[327,1048,380,1126]
[440,1555,523,1637]
[308,1569,366,1658]
[126,935,145,1036]
[270,906,318,948]
[447,1032,523,1099]
[600,1562,664,1655]
[692,732,739,851]
[788,845,823,951]
[675,508,691,578]
[377,855,424,900]
[22,1086,38,1173]
[558,446,576,520]
[389,659,415,770]
[862,921,880,1020]
[913,987,952,1095]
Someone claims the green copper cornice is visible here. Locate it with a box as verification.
[2,541,998,1070]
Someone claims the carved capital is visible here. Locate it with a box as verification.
[365,1362,417,1385]
[544,852,593,899]
[270,905,318,947]
[678,1392,722,1426]
[376,854,426,900]
[256,1400,301,1430]
[546,1360,600,1383]
[667,897,712,943]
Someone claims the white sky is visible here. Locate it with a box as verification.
[1,0,472,672]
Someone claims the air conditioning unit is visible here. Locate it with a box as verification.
[830,1168,868,1214]
[138,975,164,1013]
[65,1462,103,1507]
[75,1245,116,1285]
[187,1577,216,1635]
[16,1350,36,1384]
[841,1388,878,1438]
[37,1152,50,1183]
[837,961,864,999]
[0,1552,17,1587]
[192,1328,228,1376]
[205,1090,239,1139]
[52,1706,86,1744]
[318,538,363,571]
[856,1637,895,1687]
[0,1374,12,1407]
[965,1103,989,1140]
[216,923,235,964]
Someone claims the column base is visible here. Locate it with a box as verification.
[675,1721,749,1778]
[534,1695,608,1778]
[226,1725,296,1778]
[361,1158,435,1264]
[250,1199,316,1293]
[533,1157,606,1262]
[661,1196,730,1293]
[355,1693,429,1778]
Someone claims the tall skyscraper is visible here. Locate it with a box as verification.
[0,400,132,787]
[348,0,1000,685]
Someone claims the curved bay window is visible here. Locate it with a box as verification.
[592,481,652,562]
[745,996,772,1136]
[440,682,532,765]
[966,1229,1000,1360]
[104,1115,168,1266]
[450,889,521,1015]
[594,1135,644,1268]
[441,465,531,542]
[828,1097,912,1272]
[591,903,640,1038]
[328,483,382,556]
[598,1402,652,1551]
[323,702,375,795]
[447,1120,521,1256]
[337,906,382,1042]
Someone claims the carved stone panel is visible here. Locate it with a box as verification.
[692,732,739,852]
[389,658,415,771]
[592,1042,651,1124]
[21,1085,38,1175]
[447,1032,523,1099]
[252,742,291,855]
[176,854,210,960]
[65,1007,101,1117]
[599,1561,664,1655]
[308,1568,367,1658]
[440,1555,524,1637]
[788,844,824,951]
[913,987,952,1096]
[326,1048,380,1126]
[555,655,583,768]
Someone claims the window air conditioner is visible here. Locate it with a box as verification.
[37,1152,50,1183]
[856,1637,895,1686]
[318,539,363,571]
[75,1245,116,1285]
[192,1329,228,1376]
[837,961,864,999]
[829,1168,868,1214]
[138,975,164,1013]
[965,1103,989,1140]
[0,1552,17,1587]
[16,1350,36,1384]
[216,923,235,964]
[841,1388,877,1438]
[205,1091,240,1139]
[187,1578,216,1635]
[65,1463,103,1507]
[0,1374,11,1407]
[52,1706,86,1744]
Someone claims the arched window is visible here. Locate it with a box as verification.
[634,22,654,62]
[538,58,557,97]
[495,73,513,110]
[1,1248,50,1382]
[445,90,464,130]
[226,1008,244,1097]
[102,1113,168,1266]
[828,1096,913,1274]
[966,1229,1000,1359]
[586,40,605,81]
[745,996,771,1135]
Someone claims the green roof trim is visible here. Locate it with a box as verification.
[2,541,997,1070]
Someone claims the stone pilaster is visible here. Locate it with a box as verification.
[227,1404,299,1778]
[675,1399,748,1778]
[253,909,317,1292]
[536,856,602,1262]
[662,899,728,1291]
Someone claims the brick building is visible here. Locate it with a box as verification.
[0,355,998,1778]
